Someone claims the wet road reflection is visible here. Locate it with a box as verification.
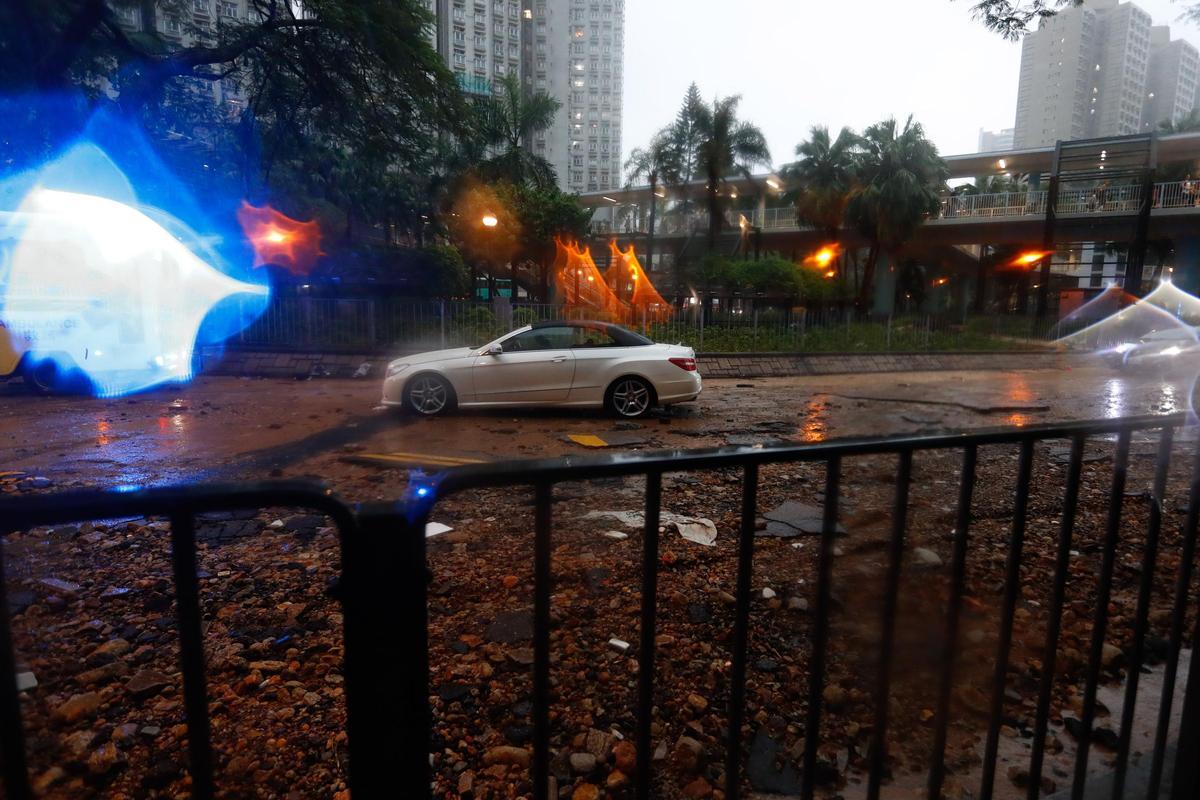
[798,398,828,443]
[1104,378,1125,419]
[3,368,1200,490]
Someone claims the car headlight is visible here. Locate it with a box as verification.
[386,362,410,378]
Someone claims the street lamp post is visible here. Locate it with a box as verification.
[481,213,498,301]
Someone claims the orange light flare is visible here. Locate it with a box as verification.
[554,237,625,315]
[803,244,842,271]
[237,202,323,277]
[1009,250,1053,269]
[605,241,670,319]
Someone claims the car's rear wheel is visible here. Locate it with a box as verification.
[405,374,454,416]
[606,376,654,418]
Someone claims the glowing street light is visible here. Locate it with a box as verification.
[481,213,499,228]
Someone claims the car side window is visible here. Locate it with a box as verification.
[505,327,574,352]
[571,327,620,348]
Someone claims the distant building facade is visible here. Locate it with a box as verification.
[977,128,1015,152]
[109,0,253,112]
[1012,0,1199,149]
[424,0,624,194]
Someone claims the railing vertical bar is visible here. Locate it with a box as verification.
[929,444,978,800]
[342,504,427,797]
[980,438,1035,800]
[1070,429,1132,800]
[0,514,31,800]
[635,471,663,800]
[1148,438,1200,799]
[533,482,553,800]
[1027,434,1086,800]
[169,511,215,800]
[802,455,841,800]
[1171,588,1200,799]
[725,462,760,800]
[1111,426,1173,799]
[867,449,913,800]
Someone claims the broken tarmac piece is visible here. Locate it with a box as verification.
[583,509,718,546]
[758,500,845,538]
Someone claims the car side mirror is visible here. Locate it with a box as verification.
[487,344,503,356]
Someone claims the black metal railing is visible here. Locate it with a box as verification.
[3,414,1200,799]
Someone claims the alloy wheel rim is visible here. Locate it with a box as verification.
[409,377,447,414]
[613,380,650,416]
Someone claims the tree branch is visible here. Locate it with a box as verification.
[36,0,109,86]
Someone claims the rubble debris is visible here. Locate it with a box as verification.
[584,509,718,546]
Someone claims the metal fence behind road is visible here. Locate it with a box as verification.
[232,297,1057,354]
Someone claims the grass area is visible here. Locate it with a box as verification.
[648,318,1036,353]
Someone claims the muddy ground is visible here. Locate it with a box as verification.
[1,365,1198,799]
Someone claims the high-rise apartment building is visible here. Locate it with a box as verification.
[424,0,624,194]
[1012,0,1197,149]
[977,128,1015,152]
[422,0,524,99]
[1144,25,1200,129]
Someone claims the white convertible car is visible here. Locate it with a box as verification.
[382,320,702,418]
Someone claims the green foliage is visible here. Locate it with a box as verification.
[670,83,708,187]
[507,183,593,246]
[682,255,840,302]
[963,0,1083,40]
[0,0,471,244]
[419,245,471,298]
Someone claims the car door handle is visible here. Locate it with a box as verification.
[549,355,568,363]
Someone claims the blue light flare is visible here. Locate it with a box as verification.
[0,102,270,397]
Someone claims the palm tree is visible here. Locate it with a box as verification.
[847,116,949,310]
[624,127,681,275]
[694,94,771,250]
[1159,108,1200,134]
[781,125,860,248]
[478,73,561,189]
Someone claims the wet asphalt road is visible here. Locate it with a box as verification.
[0,364,1194,493]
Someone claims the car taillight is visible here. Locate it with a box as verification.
[669,357,697,371]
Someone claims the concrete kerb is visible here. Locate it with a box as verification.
[196,347,1079,381]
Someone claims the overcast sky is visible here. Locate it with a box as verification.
[622,0,1199,170]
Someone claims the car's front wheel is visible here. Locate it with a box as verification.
[606,376,654,418]
[405,374,454,416]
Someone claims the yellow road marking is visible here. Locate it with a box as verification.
[349,451,487,467]
[568,434,609,448]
